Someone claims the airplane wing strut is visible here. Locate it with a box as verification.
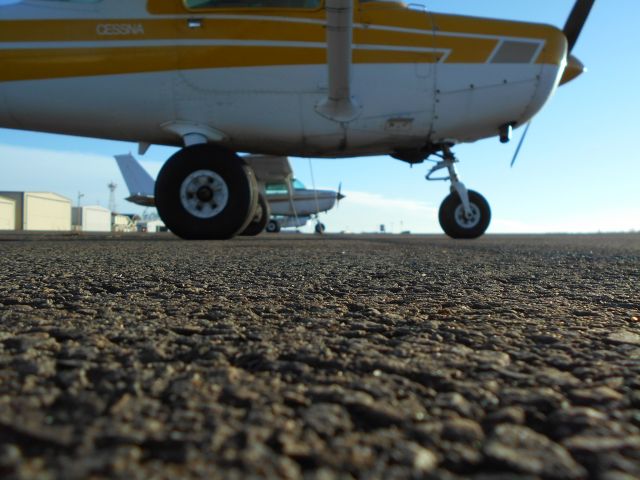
[315,0,360,122]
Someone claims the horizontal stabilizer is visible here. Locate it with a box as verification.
[125,194,156,207]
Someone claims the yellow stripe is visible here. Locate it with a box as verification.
[0,46,450,82]
[438,37,497,64]
[0,19,326,43]
[0,3,566,82]
[146,0,326,17]
[430,13,566,64]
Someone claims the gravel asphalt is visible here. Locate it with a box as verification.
[0,233,639,480]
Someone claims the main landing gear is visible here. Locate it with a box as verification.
[241,192,270,236]
[427,146,491,239]
[154,144,258,240]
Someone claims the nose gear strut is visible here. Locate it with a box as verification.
[426,145,472,218]
[426,145,491,239]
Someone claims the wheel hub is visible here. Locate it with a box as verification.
[180,170,229,219]
[454,203,481,229]
[196,186,214,202]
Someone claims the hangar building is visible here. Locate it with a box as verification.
[0,195,16,230]
[72,205,111,232]
[0,192,72,231]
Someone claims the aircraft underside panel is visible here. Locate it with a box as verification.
[0,62,558,154]
[0,63,436,156]
[433,63,561,143]
[0,73,178,145]
[176,63,435,156]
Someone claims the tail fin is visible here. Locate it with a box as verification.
[114,154,156,207]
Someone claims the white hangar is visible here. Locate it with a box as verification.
[0,195,16,231]
[0,192,72,231]
[72,205,112,232]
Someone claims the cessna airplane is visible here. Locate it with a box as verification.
[0,0,594,239]
[114,153,343,234]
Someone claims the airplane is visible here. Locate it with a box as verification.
[260,176,344,233]
[114,153,343,234]
[0,0,595,239]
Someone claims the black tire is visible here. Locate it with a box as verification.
[155,144,257,240]
[438,190,491,239]
[315,222,326,234]
[240,193,270,236]
[266,219,281,233]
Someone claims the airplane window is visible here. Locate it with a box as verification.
[265,184,289,195]
[185,0,321,9]
[265,179,306,195]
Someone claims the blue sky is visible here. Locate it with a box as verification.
[1,0,638,233]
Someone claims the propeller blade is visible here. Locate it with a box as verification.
[510,122,532,168]
[563,0,596,53]
[337,182,345,202]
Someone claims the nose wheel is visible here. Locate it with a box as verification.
[439,190,491,239]
[427,146,491,239]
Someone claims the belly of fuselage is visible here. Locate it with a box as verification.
[431,63,562,143]
[0,62,434,155]
[0,59,560,153]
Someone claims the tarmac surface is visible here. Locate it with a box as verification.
[0,232,639,480]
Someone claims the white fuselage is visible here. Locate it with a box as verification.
[0,1,567,157]
[269,189,338,217]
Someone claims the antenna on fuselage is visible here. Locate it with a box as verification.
[315,0,360,122]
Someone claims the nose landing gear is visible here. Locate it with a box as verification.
[427,146,491,239]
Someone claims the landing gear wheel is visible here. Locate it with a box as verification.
[155,144,257,240]
[439,190,491,239]
[266,219,281,233]
[241,193,270,236]
[315,222,326,234]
